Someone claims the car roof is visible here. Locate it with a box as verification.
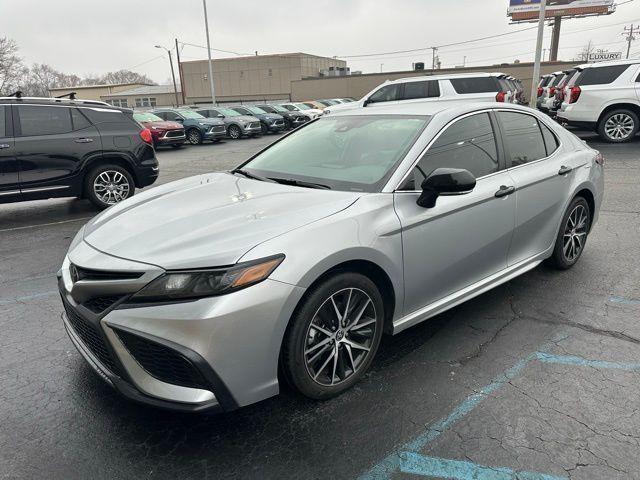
[0,96,118,109]
[574,58,640,70]
[385,72,497,85]
[328,101,533,118]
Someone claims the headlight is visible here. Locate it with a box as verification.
[129,255,284,303]
[198,122,209,126]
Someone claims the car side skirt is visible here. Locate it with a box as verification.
[392,251,550,335]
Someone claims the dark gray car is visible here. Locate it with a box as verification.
[229,105,286,134]
[195,107,262,139]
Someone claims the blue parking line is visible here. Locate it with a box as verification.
[399,452,567,480]
[536,352,640,371]
[0,290,58,305]
[609,295,640,306]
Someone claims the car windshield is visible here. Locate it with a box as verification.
[293,103,312,110]
[241,115,429,192]
[303,103,317,109]
[247,106,267,114]
[272,105,289,113]
[179,110,205,119]
[134,112,163,122]
[217,107,241,117]
[259,106,277,113]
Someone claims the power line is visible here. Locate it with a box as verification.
[177,41,251,57]
[125,55,165,71]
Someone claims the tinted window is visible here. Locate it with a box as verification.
[498,112,546,167]
[402,80,439,100]
[162,111,180,121]
[233,107,251,115]
[71,109,91,130]
[81,108,126,124]
[402,113,498,190]
[0,106,6,137]
[450,77,500,94]
[575,65,629,86]
[540,122,559,155]
[18,106,72,136]
[368,84,401,104]
[259,105,277,113]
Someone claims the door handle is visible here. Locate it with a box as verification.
[494,185,516,198]
[0,144,10,149]
[74,138,93,143]
[558,165,573,175]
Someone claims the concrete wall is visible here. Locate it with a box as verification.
[290,61,577,102]
[181,53,346,104]
[48,83,149,101]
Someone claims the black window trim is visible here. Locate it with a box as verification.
[392,108,505,192]
[494,108,563,172]
[0,104,13,137]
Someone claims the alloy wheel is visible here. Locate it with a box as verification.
[229,125,241,139]
[604,114,635,141]
[303,288,377,386]
[188,130,201,144]
[93,170,130,205]
[562,204,588,263]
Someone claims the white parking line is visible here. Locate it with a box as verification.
[0,217,91,233]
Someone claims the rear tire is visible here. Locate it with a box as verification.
[597,109,638,143]
[84,164,135,210]
[549,196,591,270]
[282,272,384,400]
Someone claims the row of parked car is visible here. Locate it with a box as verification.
[133,99,356,148]
[535,58,640,143]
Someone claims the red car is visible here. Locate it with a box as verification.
[133,112,186,148]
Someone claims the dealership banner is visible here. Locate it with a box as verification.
[508,0,614,21]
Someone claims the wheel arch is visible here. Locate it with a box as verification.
[596,102,640,127]
[572,187,596,232]
[80,154,138,196]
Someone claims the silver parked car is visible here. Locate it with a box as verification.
[59,102,604,412]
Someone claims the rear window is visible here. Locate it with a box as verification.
[81,107,125,124]
[549,75,564,87]
[575,65,630,86]
[450,77,500,94]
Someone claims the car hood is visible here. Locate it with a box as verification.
[83,172,361,269]
[142,120,183,130]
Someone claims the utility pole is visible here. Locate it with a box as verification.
[530,0,547,108]
[155,45,180,107]
[202,0,216,105]
[623,24,638,59]
[431,47,437,70]
[175,38,186,105]
[550,16,562,61]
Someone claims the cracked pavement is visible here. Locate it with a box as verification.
[1,132,639,480]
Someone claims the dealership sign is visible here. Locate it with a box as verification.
[508,0,615,21]
[588,50,623,62]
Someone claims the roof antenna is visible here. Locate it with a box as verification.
[55,92,76,100]
[10,90,22,98]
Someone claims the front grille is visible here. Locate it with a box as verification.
[273,120,284,126]
[115,329,209,390]
[248,122,260,129]
[82,296,123,314]
[71,264,143,282]
[165,130,185,138]
[210,125,225,133]
[63,300,122,377]
[293,117,307,123]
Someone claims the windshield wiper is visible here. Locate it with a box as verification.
[268,177,331,190]
[230,168,273,182]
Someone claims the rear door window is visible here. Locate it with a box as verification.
[575,65,630,86]
[498,111,546,167]
[450,77,500,94]
[0,106,6,137]
[71,109,91,130]
[18,105,73,136]
[401,80,440,100]
[367,84,401,104]
[540,122,559,156]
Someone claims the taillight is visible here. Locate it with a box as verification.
[595,152,605,166]
[140,128,153,144]
[496,91,506,102]
[537,87,543,97]
[569,86,581,104]
[548,87,556,97]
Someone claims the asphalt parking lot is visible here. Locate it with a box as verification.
[1,131,639,480]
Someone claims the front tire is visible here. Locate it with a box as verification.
[187,128,203,145]
[282,272,384,400]
[597,109,639,143]
[549,196,591,269]
[84,164,135,210]
[261,122,268,135]
[228,125,242,139]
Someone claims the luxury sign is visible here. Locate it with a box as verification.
[588,51,623,62]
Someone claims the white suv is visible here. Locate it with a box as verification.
[557,59,640,143]
[324,72,512,114]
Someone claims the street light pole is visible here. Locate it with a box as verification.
[202,0,216,105]
[529,0,547,108]
[155,45,180,106]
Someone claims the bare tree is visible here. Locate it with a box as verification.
[0,37,26,95]
[574,40,595,62]
[98,70,156,85]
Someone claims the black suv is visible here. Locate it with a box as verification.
[0,96,158,209]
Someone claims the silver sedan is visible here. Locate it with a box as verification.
[58,102,604,412]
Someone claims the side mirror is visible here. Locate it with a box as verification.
[417,168,476,208]
[175,118,184,123]
[217,114,224,118]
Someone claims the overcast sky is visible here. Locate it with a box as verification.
[2,0,639,84]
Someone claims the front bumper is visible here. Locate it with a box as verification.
[58,244,305,412]
[239,123,262,136]
[267,121,287,132]
[204,126,227,140]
